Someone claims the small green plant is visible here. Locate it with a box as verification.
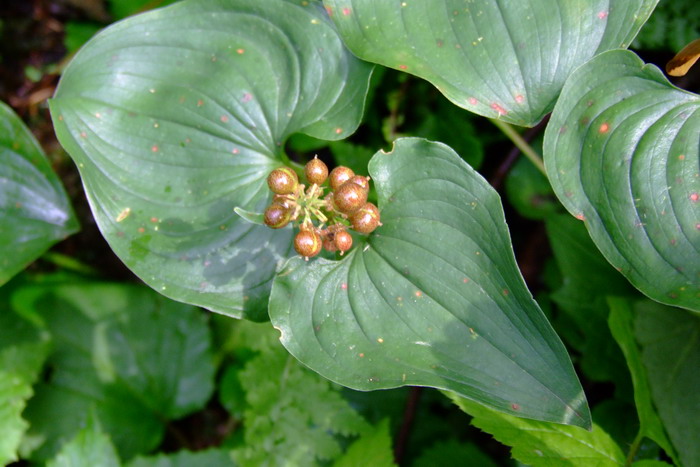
[2,0,699,465]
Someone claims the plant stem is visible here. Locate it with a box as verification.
[625,431,644,466]
[489,118,547,177]
[40,251,97,275]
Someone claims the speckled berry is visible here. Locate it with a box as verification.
[263,203,291,229]
[329,166,355,191]
[350,202,380,234]
[267,167,298,195]
[334,180,368,214]
[334,229,353,254]
[305,156,328,185]
[294,229,322,259]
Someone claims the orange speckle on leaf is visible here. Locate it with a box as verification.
[503,289,509,296]
[138,227,145,234]
[599,122,610,133]
[80,131,87,138]
[220,115,229,123]
[468,97,478,105]
[358,352,365,358]
[399,64,408,70]
[515,94,524,103]
[597,10,609,19]
[342,7,351,16]
[463,278,470,283]
[341,283,348,290]
[575,213,586,221]
[150,217,159,223]
[414,290,423,298]
[196,99,204,107]
[242,93,252,103]
[690,192,699,202]
[236,48,245,54]
[335,128,343,134]
[511,403,521,410]
[232,148,239,154]
[151,145,159,153]
[679,154,686,160]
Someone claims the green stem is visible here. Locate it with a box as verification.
[40,251,97,276]
[489,118,547,176]
[625,431,644,466]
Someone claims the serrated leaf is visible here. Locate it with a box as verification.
[228,321,369,466]
[449,394,626,467]
[413,439,497,467]
[332,419,395,467]
[270,138,590,427]
[544,49,700,312]
[0,372,33,466]
[47,413,121,467]
[0,101,78,285]
[323,0,657,126]
[50,0,372,320]
[128,449,235,467]
[19,283,215,461]
[607,297,678,464]
[634,300,700,467]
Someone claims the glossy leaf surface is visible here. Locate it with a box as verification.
[0,101,78,285]
[544,49,700,312]
[270,138,590,427]
[50,0,372,320]
[323,0,657,126]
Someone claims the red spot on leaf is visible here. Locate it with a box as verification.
[511,403,520,410]
[242,93,252,103]
[335,128,343,134]
[151,145,159,152]
[236,48,245,54]
[220,115,229,123]
[690,192,699,202]
[599,122,610,133]
[597,10,608,19]
[150,217,158,223]
[342,7,351,16]
[232,148,239,154]
[679,154,686,160]
[325,6,333,16]
[515,94,524,103]
[399,64,408,70]
[463,278,470,283]
[468,97,478,105]
[490,103,508,115]
[575,213,585,220]
[341,283,348,290]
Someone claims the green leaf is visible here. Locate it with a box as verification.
[128,449,235,467]
[19,283,215,461]
[323,0,657,126]
[634,300,700,467]
[270,138,590,427]
[0,101,78,285]
[227,321,370,466]
[543,49,700,312]
[505,155,559,220]
[47,413,121,467]
[449,394,626,466]
[50,0,372,320]
[607,297,678,464]
[413,439,498,467]
[0,372,33,466]
[332,419,395,467]
[545,214,634,385]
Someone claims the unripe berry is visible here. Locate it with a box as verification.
[263,203,291,229]
[294,229,322,259]
[334,180,368,214]
[267,167,298,195]
[350,202,380,234]
[334,229,353,254]
[305,156,328,185]
[347,175,370,192]
[329,166,355,191]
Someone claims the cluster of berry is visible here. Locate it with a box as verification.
[264,157,381,260]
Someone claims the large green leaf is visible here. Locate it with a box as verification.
[47,413,121,467]
[0,101,78,285]
[270,138,590,427]
[543,49,700,312]
[323,0,657,126]
[50,0,372,320]
[634,300,700,467]
[18,283,215,461]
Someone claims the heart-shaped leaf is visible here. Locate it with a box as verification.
[270,138,590,427]
[543,49,700,312]
[50,0,373,320]
[0,101,78,285]
[323,0,657,126]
